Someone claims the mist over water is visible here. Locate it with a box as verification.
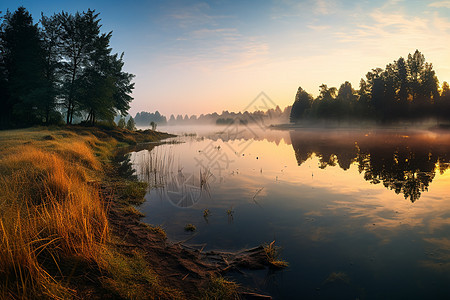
[131,125,450,299]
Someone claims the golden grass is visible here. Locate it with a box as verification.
[263,241,289,269]
[0,126,179,299]
[0,129,109,299]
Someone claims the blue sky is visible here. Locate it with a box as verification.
[2,0,450,116]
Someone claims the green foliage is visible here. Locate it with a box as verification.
[0,7,134,129]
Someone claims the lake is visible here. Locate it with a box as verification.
[130,125,450,299]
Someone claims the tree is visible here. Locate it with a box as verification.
[437,81,450,122]
[396,57,409,106]
[315,84,338,119]
[336,81,357,120]
[56,10,134,125]
[40,13,63,124]
[117,117,126,128]
[150,121,157,131]
[126,116,136,131]
[0,7,47,126]
[290,86,313,122]
[0,23,8,127]
[407,49,425,104]
[58,9,101,124]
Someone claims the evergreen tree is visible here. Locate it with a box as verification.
[290,86,313,123]
[0,7,46,126]
[126,116,136,131]
[58,9,101,124]
[117,117,126,128]
[40,13,63,124]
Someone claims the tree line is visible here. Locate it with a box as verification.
[290,50,450,124]
[133,106,292,127]
[0,7,134,129]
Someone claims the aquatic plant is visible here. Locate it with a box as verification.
[226,208,234,216]
[264,241,289,269]
[184,223,197,232]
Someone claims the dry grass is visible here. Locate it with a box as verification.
[0,126,180,299]
[0,131,110,299]
[263,241,289,269]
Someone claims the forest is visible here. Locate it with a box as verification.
[0,7,134,129]
[133,106,291,126]
[290,50,450,124]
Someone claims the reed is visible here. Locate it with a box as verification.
[263,241,289,269]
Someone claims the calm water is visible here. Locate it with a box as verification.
[130,126,450,299]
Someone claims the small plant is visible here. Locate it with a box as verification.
[200,168,212,189]
[203,209,210,218]
[226,208,234,216]
[264,241,288,269]
[200,275,240,300]
[226,208,234,224]
[142,224,167,240]
[122,181,148,205]
[122,206,145,217]
[184,223,196,232]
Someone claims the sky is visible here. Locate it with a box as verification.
[2,0,450,117]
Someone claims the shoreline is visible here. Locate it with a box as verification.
[0,125,279,299]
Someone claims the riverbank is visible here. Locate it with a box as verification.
[0,125,279,299]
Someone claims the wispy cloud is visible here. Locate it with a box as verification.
[314,0,337,15]
[157,2,270,71]
[429,1,450,8]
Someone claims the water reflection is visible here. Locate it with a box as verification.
[290,130,450,202]
[131,127,450,299]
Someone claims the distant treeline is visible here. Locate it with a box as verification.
[0,7,134,129]
[290,50,450,124]
[134,111,167,125]
[133,106,291,126]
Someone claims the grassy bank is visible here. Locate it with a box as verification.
[0,126,181,299]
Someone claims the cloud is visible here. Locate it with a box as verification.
[307,24,331,31]
[157,2,269,71]
[335,7,450,61]
[429,1,450,8]
[314,0,337,15]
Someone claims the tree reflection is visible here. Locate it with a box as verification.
[290,130,450,202]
